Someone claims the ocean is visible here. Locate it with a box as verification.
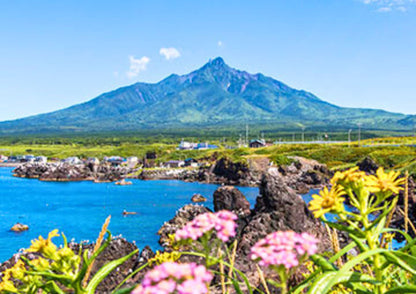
[0,167,260,262]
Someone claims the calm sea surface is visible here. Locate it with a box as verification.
[0,167,260,262]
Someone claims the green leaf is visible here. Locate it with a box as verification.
[385,285,416,294]
[112,286,137,294]
[310,254,337,271]
[324,220,365,238]
[368,199,396,231]
[383,251,416,275]
[41,281,67,294]
[88,230,112,264]
[308,271,377,294]
[349,234,369,254]
[328,241,356,263]
[230,279,245,294]
[85,248,139,294]
[320,248,387,293]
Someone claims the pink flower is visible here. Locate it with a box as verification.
[132,262,213,294]
[250,231,318,269]
[175,210,238,243]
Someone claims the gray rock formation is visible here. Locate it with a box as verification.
[213,186,251,216]
[157,204,211,247]
[13,162,133,182]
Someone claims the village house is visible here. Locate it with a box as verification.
[178,140,218,150]
[127,156,139,168]
[63,157,83,165]
[22,155,35,163]
[165,160,185,168]
[184,158,199,167]
[249,139,266,148]
[104,156,124,166]
[35,156,48,163]
[86,157,100,165]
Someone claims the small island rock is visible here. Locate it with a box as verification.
[10,223,29,232]
[191,193,207,203]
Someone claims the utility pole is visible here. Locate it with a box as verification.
[357,123,362,147]
[245,124,249,147]
[301,127,306,143]
[348,129,352,147]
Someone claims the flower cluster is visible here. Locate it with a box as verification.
[250,231,319,269]
[364,167,404,195]
[331,167,366,187]
[175,210,237,242]
[132,262,213,294]
[308,185,346,218]
[26,229,60,259]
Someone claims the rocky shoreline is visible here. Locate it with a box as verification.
[0,167,332,292]
[2,160,416,292]
[11,156,331,192]
[12,162,133,182]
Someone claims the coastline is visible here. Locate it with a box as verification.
[0,163,20,167]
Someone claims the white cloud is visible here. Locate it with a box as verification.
[360,0,415,12]
[377,6,392,11]
[218,41,223,47]
[126,56,150,78]
[159,47,181,60]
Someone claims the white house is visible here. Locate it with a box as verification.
[35,156,48,163]
[127,156,139,167]
[63,157,83,165]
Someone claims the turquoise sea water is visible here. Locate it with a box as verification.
[0,167,260,262]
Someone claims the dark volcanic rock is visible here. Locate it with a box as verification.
[157,170,331,290]
[239,170,331,256]
[229,170,331,288]
[13,162,133,182]
[213,186,251,216]
[357,157,379,174]
[157,204,211,247]
[75,238,139,293]
[0,238,142,294]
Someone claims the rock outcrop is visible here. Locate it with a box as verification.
[158,170,331,290]
[10,223,29,232]
[357,157,379,174]
[13,163,133,182]
[157,204,211,247]
[213,186,251,216]
[191,193,207,203]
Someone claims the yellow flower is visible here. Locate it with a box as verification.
[148,250,181,266]
[309,185,346,218]
[331,167,366,187]
[0,269,18,293]
[30,257,50,271]
[364,167,404,195]
[8,260,26,280]
[26,229,59,259]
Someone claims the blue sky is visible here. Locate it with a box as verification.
[1,0,416,121]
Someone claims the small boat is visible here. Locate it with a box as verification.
[115,179,133,185]
[123,210,137,216]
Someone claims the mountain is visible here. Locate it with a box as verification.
[0,57,414,134]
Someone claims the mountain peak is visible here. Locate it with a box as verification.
[210,56,225,65]
[201,57,229,71]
